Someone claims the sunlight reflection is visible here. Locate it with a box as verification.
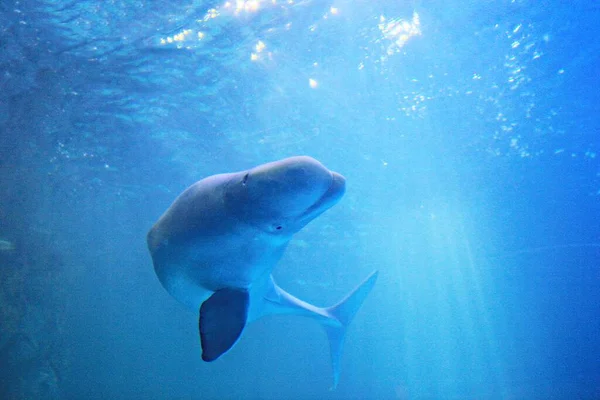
[251,39,272,61]
[158,0,342,60]
[159,0,291,47]
[378,12,421,56]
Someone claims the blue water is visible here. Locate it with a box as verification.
[1,0,599,399]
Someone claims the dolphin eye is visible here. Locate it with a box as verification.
[270,224,283,232]
[242,173,249,185]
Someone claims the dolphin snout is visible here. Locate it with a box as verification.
[330,171,346,195]
[296,170,345,225]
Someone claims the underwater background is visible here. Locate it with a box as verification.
[0,0,599,399]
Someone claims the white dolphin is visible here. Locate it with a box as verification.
[147,156,377,388]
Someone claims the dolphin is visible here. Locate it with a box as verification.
[147,156,377,388]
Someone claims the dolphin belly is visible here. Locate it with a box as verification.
[151,230,287,310]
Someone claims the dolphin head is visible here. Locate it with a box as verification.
[224,156,345,235]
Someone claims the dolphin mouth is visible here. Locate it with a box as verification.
[298,171,346,224]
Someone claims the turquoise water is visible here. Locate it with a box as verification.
[0,1,598,399]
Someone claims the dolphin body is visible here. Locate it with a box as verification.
[147,156,377,388]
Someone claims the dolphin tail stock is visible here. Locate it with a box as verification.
[324,270,378,389]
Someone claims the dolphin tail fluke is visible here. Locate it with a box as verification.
[325,270,378,389]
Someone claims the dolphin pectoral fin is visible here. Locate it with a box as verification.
[325,270,378,389]
[199,288,249,362]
